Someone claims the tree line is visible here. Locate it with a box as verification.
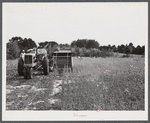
[7,36,145,59]
[70,39,145,57]
[7,37,37,59]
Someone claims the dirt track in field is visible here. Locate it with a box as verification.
[6,59,67,110]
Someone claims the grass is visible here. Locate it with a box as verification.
[61,57,145,110]
[6,56,145,110]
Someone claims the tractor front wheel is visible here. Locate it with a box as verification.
[42,57,49,75]
[18,58,24,76]
[23,67,32,79]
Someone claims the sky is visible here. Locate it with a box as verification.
[3,2,148,47]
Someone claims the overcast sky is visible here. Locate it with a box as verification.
[3,2,148,47]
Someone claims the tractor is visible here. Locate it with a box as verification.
[17,42,59,79]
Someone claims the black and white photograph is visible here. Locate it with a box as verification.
[2,2,148,121]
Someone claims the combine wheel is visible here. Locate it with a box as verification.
[18,58,24,76]
[49,59,55,72]
[23,67,32,79]
[42,57,49,75]
[50,65,54,72]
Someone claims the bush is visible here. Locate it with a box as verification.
[71,47,115,58]
[7,41,21,59]
[101,49,114,58]
[84,50,91,57]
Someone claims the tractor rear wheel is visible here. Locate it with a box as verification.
[18,58,24,76]
[42,57,49,75]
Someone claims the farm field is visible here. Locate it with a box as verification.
[6,57,145,110]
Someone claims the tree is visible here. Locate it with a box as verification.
[7,36,37,59]
[108,44,111,50]
[86,40,99,49]
[117,44,126,53]
[136,45,142,54]
[84,49,91,57]
[59,43,70,50]
[124,45,130,57]
[80,47,86,57]
[141,45,145,55]
[72,47,80,56]
[76,39,87,48]
[7,40,21,59]
[71,39,99,49]
[112,45,117,52]
[71,41,76,47]
[128,42,134,54]
[129,42,133,47]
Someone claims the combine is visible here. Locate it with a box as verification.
[17,41,73,79]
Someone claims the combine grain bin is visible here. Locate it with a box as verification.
[53,50,73,72]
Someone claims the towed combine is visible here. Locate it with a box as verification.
[17,41,73,79]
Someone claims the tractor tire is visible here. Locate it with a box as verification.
[18,58,24,76]
[27,67,32,79]
[23,67,27,79]
[42,57,49,75]
[23,67,32,79]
